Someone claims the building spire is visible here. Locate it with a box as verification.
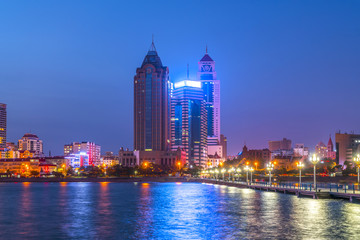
[206,44,208,54]
[149,34,157,52]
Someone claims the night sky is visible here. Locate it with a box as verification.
[1,1,360,156]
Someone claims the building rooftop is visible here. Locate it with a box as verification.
[200,53,214,62]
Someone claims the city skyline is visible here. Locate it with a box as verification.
[1,1,360,155]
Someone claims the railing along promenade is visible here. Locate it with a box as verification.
[198,177,360,202]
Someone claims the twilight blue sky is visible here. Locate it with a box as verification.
[1,1,360,156]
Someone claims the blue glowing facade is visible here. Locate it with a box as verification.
[171,80,208,166]
[197,50,221,143]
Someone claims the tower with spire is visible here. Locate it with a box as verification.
[197,46,222,156]
[327,135,336,159]
[134,40,170,151]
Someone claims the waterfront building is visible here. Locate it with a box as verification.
[135,148,186,167]
[0,104,6,151]
[64,142,101,166]
[134,41,170,152]
[119,148,139,167]
[197,48,220,143]
[0,157,61,176]
[206,153,225,168]
[18,133,43,157]
[238,145,271,168]
[270,149,294,160]
[100,152,119,166]
[171,78,208,167]
[66,153,90,168]
[293,143,309,157]
[268,138,292,152]
[335,132,360,165]
[220,134,228,159]
[315,142,328,159]
[327,136,336,160]
[118,147,186,168]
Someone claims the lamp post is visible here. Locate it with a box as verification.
[267,163,274,186]
[221,168,226,180]
[236,168,241,181]
[309,154,320,192]
[210,169,214,179]
[250,167,254,185]
[244,166,249,184]
[297,162,304,189]
[215,169,219,180]
[230,167,235,181]
[354,154,360,184]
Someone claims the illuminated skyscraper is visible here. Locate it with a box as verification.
[134,41,170,151]
[197,48,220,142]
[0,103,6,150]
[171,78,208,167]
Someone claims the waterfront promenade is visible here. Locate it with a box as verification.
[197,178,360,203]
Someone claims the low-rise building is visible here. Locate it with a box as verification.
[206,153,225,168]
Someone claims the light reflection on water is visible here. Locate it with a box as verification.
[0,182,359,239]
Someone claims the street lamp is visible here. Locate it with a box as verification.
[210,169,214,179]
[215,169,219,180]
[267,163,274,186]
[244,165,249,184]
[230,167,235,181]
[221,168,226,180]
[236,168,241,181]
[249,167,254,184]
[297,162,304,189]
[354,154,360,184]
[309,153,320,192]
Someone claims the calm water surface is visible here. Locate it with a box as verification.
[0,182,359,239]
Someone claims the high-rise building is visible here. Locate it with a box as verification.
[335,132,360,165]
[268,138,292,152]
[171,79,208,166]
[64,142,101,166]
[134,41,170,151]
[197,48,220,143]
[220,134,227,159]
[0,104,6,150]
[18,133,43,157]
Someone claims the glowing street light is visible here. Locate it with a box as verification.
[236,168,241,181]
[267,163,274,186]
[309,153,320,192]
[244,165,250,184]
[230,167,235,181]
[297,162,304,189]
[215,169,219,180]
[354,154,360,184]
[221,168,226,180]
[249,167,254,184]
[210,169,214,179]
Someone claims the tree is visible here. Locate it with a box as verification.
[30,171,39,177]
